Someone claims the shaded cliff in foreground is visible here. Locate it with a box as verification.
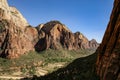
[96,0,120,80]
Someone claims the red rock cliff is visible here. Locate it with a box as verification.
[96,0,120,80]
[0,0,38,59]
[35,21,99,51]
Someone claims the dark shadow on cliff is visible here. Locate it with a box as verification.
[21,53,99,80]
[34,38,46,52]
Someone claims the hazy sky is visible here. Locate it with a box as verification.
[8,0,114,43]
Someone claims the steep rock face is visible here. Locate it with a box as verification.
[96,0,120,80]
[0,0,11,20]
[0,19,35,59]
[35,21,75,51]
[74,32,90,49]
[35,21,99,51]
[0,0,37,58]
[10,7,29,29]
[0,0,28,28]
[24,26,38,45]
[89,39,99,49]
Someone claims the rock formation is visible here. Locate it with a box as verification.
[0,0,28,28]
[35,21,99,51]
[89,39,99,49]
[74,32,90,49]
[0,0,37,58]
[0,0,99,58]
[96,0,120,80]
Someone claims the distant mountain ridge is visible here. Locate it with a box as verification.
[35,21,99,51]
[0,0,99,59]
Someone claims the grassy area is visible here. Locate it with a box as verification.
[23,53,99,80]
[0,49,96,77]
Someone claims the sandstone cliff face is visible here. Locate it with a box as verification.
[0,0,37,58]
[0,19,35,59]
[89,39,99,49]
[35,21,99,51]
[74,32,90,49]
[10,7,28,29]
[96,0,120,80]
[0,0,11,20]
[0,0,28,28]
[35,21,75,51]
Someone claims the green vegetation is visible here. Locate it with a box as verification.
[0,22,5,32]
[0,19,8,33]
[0,49,96,78]
[23,53,99,80]
[11,11,18,16]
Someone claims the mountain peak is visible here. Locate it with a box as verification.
[35,21,99,51]
[0,0,28,28]
[41,20,70,33]
[0,0,8,7]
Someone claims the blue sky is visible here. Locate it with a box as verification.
[8,0,114,43]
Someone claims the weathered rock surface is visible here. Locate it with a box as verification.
[0,0,37,58]
[96,0,120,80]
[0,19,36,59]
[74,32,90,49]
[35,21,99,51]
[0,0,11,20]
[0,0,28,28]
[89,39,99,49]
[10,7,29,29]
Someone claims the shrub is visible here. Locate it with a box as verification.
[29,66,36,75]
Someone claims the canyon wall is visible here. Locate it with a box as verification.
[96,0,120,80]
